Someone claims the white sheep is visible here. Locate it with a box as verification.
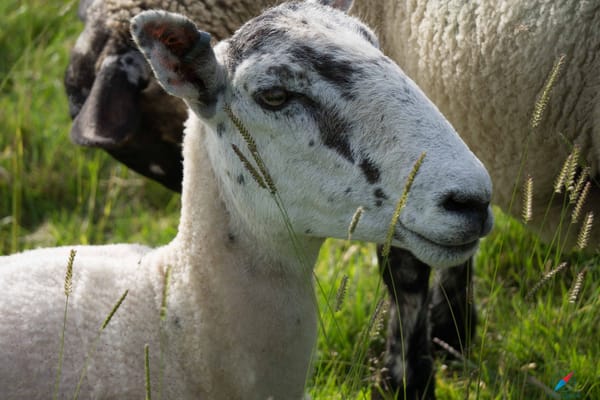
[1,2,493,398]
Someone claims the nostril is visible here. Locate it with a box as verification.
[442,193,488,214]
[441,191,491,230]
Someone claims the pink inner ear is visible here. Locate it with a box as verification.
[143,22,196,57]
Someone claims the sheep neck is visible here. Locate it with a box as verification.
[160,118,320,397]
[174,117,322,275]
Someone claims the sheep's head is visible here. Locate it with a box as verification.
[64,0,273,191]
[131,0,494,268]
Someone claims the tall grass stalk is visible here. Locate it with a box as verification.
[145,344,152,400]
[73,289,129,400]
[53,249,77,400]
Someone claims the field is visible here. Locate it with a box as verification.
[0,0,598,398]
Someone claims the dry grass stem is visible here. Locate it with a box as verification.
[101,289,129,330]
[432,337,464,361]
[522,175,533,223]
[145,344,152,400]
[225,104,276,194]
[64,249,76,296]
[565,146,580,193]
[382,152,426,258]
[334,275,349,312]
[554,154,571,194]
[568,268,587,304]
[576,212,593,250]
[348,206,364,239]
[368,298,388,338]
[530,54,565,129]
[231,144,268,190]
[572,181,591,223]
[526,262,568,299]
[569,167,589,204]
[54,249,77,400]
[160,265,172,321]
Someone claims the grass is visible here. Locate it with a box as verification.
[1,1,598,398]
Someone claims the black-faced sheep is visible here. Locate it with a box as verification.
[1,2,493,398]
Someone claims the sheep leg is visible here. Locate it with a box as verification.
[374,246,435,400]
[430,260,477,356]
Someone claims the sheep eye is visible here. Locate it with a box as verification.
[255,88,289,110]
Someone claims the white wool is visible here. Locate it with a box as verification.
[351,0,600,248]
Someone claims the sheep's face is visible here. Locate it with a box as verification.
[131,1,494,268]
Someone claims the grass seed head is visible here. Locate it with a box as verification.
[568,268,587,304]
[368,298,388,338]
[522,175,533,223]
[576,212,593,250]
[64,249,76,297]
[231,144,268,190]
[101,289,129,330]
[571,181,591,223]
[348,206,364,240]
[160,265,172,321]
[530,54,565,129]
[526,262,568,299]
[334,275,349,312]
[569,167,589,204]
[382,152,426,258]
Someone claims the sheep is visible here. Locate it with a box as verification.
[65,1,489,396]
[64,0,275,191]
[65,3,600,396]
[1,1,494,399]
[63,0,488,397]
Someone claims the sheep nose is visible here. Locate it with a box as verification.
[441,190,494,237]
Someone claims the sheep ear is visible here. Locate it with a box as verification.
[131,11,225,118]
[310,0,355,13]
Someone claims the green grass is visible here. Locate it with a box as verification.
[1,1,598,398]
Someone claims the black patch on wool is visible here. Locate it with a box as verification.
[359,157,381,184]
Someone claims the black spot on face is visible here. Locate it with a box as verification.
[360,157,381,184]
[217,122,225,138]
[226,11,289,72]
[374,188,388,199]
[308,139,315,147]
[301,98,355,163]
[237,173,245,185]
[345,187,352,194]
[305,228,312,234]
[228,232,236,242]
[374,188,388,207]
[290,44,362,100]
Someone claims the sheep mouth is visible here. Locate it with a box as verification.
[395,226,480,268]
